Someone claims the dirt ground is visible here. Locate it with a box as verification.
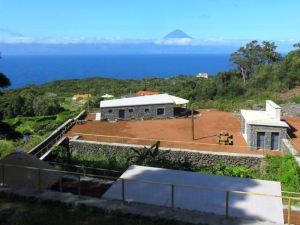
[284,209,300,225]
[277,85,300,100]
[283,116,300,153]
[66,110,284,155]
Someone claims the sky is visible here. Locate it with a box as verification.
[0,0,299,49]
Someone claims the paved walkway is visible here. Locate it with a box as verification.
[0,187,283,225]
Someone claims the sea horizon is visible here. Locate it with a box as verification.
[0,54,233,89]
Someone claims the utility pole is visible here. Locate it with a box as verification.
[191,104,195,140]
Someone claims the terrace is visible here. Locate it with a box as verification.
[65,110,300,155]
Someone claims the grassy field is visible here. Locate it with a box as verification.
[0,196,195,225]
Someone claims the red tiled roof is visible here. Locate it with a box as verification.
[136,91,160,96]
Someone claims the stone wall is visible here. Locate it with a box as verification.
[248,124,287,150]
[281,103,300,117]
[101,103,174,120]
[69,139,264,170]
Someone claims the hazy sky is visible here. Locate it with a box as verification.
[0,0,299,46]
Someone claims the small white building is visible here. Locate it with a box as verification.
[196,73,208,78]
[241,100,289,150]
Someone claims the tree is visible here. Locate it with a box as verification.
[293,43,300,49]
[33,96,62,116]
[0,73,10,89]
[230,40,281,83]
[4,95,24,118]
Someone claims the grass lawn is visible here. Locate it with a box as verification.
[0,196,194,225]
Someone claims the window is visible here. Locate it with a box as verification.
[128,109,133,113]
[271,132,279,150]
[108,110,113,113]
[118,109,125,119]
[145,108,150,113]
[157,108,165,115]
[257,132,265,149]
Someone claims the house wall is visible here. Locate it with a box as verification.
[240,116,251,144]
[101,103,174,120]
[248,125,287,150]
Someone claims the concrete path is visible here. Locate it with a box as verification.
[0,187,283,225]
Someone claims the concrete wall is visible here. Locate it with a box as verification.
[101,103,174,120]
[266,100,281,121]
[248,125,287,150]
[69,140,264,170]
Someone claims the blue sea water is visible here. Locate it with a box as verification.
[0,54,232,89]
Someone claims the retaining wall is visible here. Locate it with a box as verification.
[69,139,264,170]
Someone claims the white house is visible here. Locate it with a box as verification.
[241,100,289,150]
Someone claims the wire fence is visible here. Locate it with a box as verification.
[0,163,119,198]
[115,178,300,225]
[0,162,299,225]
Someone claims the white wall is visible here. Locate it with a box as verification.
[266,100,281,121]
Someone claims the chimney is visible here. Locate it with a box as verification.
[266,100,281,121]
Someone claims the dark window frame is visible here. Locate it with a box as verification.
[157,108,165,116]
[257,132,266,150]
[271,132,280,150]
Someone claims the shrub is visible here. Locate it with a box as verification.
[264,155,300,192]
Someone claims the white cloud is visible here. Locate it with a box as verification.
[154,38,192,46]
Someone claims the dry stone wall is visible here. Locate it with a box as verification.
[69,140,264,170]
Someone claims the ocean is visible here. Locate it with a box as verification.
[0,54,232,88]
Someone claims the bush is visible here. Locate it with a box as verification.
[264,155,300,192]
[198,162,258,178]
[291,96,300,104]
[0,141,16,159]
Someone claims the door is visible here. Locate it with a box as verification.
[118,109,125,119]
[271,132,279,150]
[257,132,265,149]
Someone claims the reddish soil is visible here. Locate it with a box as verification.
[66,110,282,155]
[278,85,300,100]
[284,209,300,225]
[283,116,300,154]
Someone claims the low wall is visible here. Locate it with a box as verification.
[69,139,264,170]
[29,110,86,157]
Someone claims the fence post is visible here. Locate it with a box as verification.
[78,175,81,197]
[171,184,175,208]
[121,178,125,203]
[1,164,4,186]
[288,197,291,225]
[225,191,229,219]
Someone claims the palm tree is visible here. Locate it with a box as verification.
[128,141,169,165]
